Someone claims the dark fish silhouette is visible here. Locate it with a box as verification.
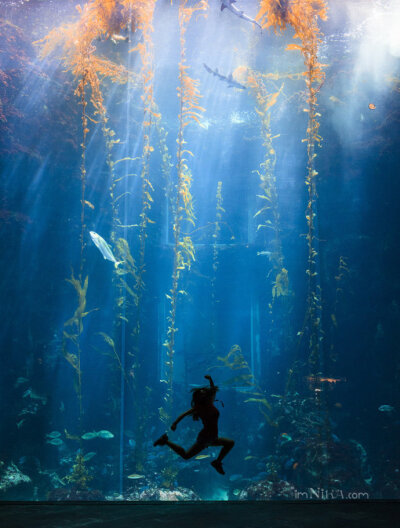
[203,63,246,90]
[221,0,262,31]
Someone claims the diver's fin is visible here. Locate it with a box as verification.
[211,459,225,475]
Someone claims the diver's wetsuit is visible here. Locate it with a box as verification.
[196,404,220,447]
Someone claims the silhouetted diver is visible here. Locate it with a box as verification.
[154,375,235,475]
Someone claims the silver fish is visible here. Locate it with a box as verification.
[89,231,122,268]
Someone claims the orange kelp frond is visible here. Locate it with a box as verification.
[34,0,142,118]
[180,74,205,128]
[246,70,283,114]
[179,0,209,32]
[90,56,130,84]
[233,65,303,85]
[256,0,291,31]
[256,0,327,32]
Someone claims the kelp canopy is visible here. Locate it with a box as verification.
[35,0,158,114]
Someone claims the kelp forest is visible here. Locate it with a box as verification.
[1,0,400,501]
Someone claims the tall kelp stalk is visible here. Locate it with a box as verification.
[210,181,224,354]
[245,70,292,361]
[159,0,208,488]
[35,0,137,482]
[256,0,327,376]
[126,0,159,475]
[130,0,158,335]
[257,0,328,485]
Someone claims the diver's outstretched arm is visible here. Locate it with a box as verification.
[171,408,194,430]
[204,374,215,388]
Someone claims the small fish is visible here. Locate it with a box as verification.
[307,376,346,385]
[89,231,122,268]
[195,454,211,460]
[378,405,395,413]
[46,431,61,439]
[110,34,129,44]
[81,432,98,440]
[280,433,292,442]
[22,388,47,404]
[127,474,145,479]
[257,251,272,257]
[244,456,258,461]
[368,103,376,110]
[14,377,29,388]
[292,462,299,470]
[47,438,64,446]
[65,429,80,440]
[97,430,114,439]
[232,489,241,496]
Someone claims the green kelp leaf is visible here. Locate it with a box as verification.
[98,332,115,349]
[64,273,93,332]
[259,407,278,428]
[62,351,80,373]
[244,397,272,411]
[224,373,255,387]
[158,407,169,424]
[63,330,78,346]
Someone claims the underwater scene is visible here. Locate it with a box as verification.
[0,0,399,502]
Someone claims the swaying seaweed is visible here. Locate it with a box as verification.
[130,0,158,338]
[212,344,277,427]
[246,70,289,305]
[256,0,328,375]
[62,271,97,429]
[160,0,209,488]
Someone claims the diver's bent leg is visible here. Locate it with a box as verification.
[212,437,235,462]
[165,440,186,458]
[183,441,205,460]
[165,440,204,460]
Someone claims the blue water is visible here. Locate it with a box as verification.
[0,0,399,501]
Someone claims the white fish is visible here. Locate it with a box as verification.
[89,231,122,268]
